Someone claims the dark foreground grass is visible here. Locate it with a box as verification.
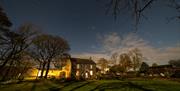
[0,79,180,91]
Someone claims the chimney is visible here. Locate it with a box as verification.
[89,57,92,60]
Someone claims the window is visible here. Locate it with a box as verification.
[85,72,88,78]
[77,64,80,69]
[90,71,93,75]
[76,71,79,76]
[90,65,93,69]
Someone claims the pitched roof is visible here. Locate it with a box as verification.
[149,65,173,69]
[70,58,96,64]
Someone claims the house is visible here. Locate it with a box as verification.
[71,58,96,80]
[147,65,180,77]
[26,58,96,80]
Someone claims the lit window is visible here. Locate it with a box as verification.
[85,72,88,78]
[76,71,79,76]
[90,65,93,69]
[77,64,80,69]
[90,71,93,75]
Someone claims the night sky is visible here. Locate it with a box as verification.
[1,0,180,64]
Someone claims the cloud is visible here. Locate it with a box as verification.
[97,32,121,53]
[72,32,180,65]
[154,47,180,64]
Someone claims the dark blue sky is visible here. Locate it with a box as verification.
[1,0,179,54]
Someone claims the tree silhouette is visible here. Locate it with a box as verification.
[0,6,12,28]
[0,24,37,81]
[97,58,109,74]
[105,0,180,31]
[129,48,142,71]
[111,52,118,65]
[139,62,149,73]
[152,63,158,67]
[109,65,126,75]
[168,59,180,67]
[119,53,132,72]
[30,34,70,78]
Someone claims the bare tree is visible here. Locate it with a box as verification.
[105,0,179,31]
[0,6,12,28]
[97,58,109,74]
[128,48,142,71]
[0,6,12,66]
[169,59,180,67]
[30,34,70,78]
[119,53,132,72]
[111,52,118,65]
[0,23,37,81]
[152,62,158,67]
[14,52,35,81]
[53,53,71,69]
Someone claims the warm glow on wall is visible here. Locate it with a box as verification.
[76,71,79,76]
[37,70,42,77]
[26,59,72,79]
[90,70,93,75]
[85,72,88,78]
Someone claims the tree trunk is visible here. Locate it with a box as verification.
[0,56,11,72]
[0,59,8,69]
[36,62,42,79]
[40,62,46,78]
[0,60,9,77]
[0,48,15,74]
[1,59,13,81]
[44,60,51,79]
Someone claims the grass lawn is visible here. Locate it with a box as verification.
[0,79,180,91]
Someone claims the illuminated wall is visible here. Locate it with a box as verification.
[26,59,72,79]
